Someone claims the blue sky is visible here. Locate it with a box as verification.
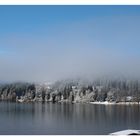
[0,6,140,34]
[0,6,140,82]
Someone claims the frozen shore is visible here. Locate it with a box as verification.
[89,101,140,105]
[16,99,140,105]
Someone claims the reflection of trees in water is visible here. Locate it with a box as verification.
[0,102,36,124]
[0,102,140,134]
[2,102,140,125]
[103,105,140,129]
[38,103,140,129]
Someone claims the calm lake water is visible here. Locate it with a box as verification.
[0,101,140,135]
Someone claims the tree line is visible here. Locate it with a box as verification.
[0,79,140,103]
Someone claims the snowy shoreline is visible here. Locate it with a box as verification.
[16,99,140,105]
[89,101,140,105]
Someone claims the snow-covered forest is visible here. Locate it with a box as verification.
[0,78,140,103]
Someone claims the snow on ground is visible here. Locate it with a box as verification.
[90,101,140,105]
[110,129,140,135]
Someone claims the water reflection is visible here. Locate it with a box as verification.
[0,102,140,134]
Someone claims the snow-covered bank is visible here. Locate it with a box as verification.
[90,101,115,105]
[90,101,140,105]
[110,129,140,135]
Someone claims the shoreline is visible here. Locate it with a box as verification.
[89,101,140,105]
[15,99,140,105]
[0,99,140,105]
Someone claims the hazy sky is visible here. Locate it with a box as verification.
[0,6,140,83]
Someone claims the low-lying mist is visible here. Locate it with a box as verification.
[0,16,140,83]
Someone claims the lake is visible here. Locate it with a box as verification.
[0,101,140,135]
